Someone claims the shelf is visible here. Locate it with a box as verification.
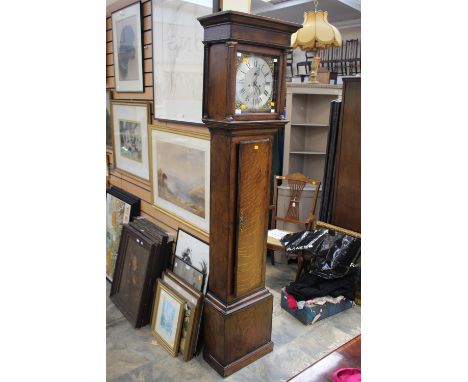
[291,123,329,128]
[290,151,326,155]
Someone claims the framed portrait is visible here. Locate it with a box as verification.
[152,0,211,123]
[150,279,185,356]
[106,186,140,282]
[149,125,210,234]
[162,270,203,361]
[174,229,209,294]
[106,91,112,148]
[112,2,144,92]
[112,101,150,181]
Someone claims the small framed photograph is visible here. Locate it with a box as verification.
[149,125,210,234]
[112,101,150,181]
[150,279,186,357]
[175,229,210,294]
[162,270,203,361]
[112,1,144,92]
[172,256,205,293]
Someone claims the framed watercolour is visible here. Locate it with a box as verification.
[106,91,112,148]
[106,186,140,282]
[152,0,211,123]
[150,279,185,356]
[173,256,204,292]
[174,229,209,294]
[112,2,144,92]
[112,101,150,181]
[162,270,203,361]
[149,125,210,234]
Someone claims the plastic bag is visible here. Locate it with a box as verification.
[281,229,361,279]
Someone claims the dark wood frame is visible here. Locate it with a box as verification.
[110,224,158,328]
[111,1,144,93]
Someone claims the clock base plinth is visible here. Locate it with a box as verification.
[202,288,274,377]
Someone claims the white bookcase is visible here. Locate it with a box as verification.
[280,83,342,222]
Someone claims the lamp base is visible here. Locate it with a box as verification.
[308,54,321,84]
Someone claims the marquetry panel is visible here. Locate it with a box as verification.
[234,139,272,297]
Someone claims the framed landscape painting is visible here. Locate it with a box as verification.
[149,126,210,234]
[112,1,144,92]
[112,101,150,181]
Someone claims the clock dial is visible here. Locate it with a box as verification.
[235,53,277,113]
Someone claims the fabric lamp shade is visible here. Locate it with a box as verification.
[291,10,342,50]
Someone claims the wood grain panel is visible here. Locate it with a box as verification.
[143,45,152,59]
[107,53,113,66]
[144,58,152,73]
[142,1,151,16]
[109,174,122,188]
[106,17,111,31]
[107,77,115,89]
[143,15,152,31]
[107,66,115,77]
[143,30,152,45]
[144,72,153,86]
[106,29,112,42]
[106,41,113,54]
[234,139,272,297]
[111,87,153,100]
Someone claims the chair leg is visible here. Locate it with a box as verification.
[268,249,275,265]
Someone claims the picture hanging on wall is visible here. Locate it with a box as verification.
[149,125,210,234]
[112,1,144,92]
[152,0,212,123]
[111,101,150,181]
[106,91,112,148]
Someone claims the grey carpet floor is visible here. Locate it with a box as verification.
[107,262,361,382]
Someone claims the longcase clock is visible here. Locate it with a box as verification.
[198,11,300,377]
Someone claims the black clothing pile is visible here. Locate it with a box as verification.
[282,228,361,301]
[285,267,359,301]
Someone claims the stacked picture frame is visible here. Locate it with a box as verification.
[110,219,172,328]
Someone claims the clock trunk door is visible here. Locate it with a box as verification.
[234,139,272,297]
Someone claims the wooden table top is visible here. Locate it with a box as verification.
[288,335,361,382]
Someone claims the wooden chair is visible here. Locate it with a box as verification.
[268,173,321,265]
[296,51,314,75]
[286,51,294,77]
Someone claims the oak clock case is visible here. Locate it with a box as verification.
[198,11,300,377]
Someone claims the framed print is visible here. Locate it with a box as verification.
[174,229,209,294]
[150,279,185,356]
[149,125,210,234]
[106,91,112,148]
[106,186,140,282]
[152,0,211,123]
[162,270,203,361]
[112,2,144,92]
[173,256,204,292]
[112,101,150,181]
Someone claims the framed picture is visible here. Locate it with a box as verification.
[112,101,150,181]
[149,125,210,234]
[112,2,144,92]
[106,91,112,148]
[106,186,140,281]
[172,256,204,292]
[162,270,203,361]
[174,229,209,294]
[152,0,211,123]
[150,279,185,356]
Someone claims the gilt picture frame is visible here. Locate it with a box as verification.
[150,279,185,357]
[112,1,144,92]
[149,125,210,234]
[111,101,150,181]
